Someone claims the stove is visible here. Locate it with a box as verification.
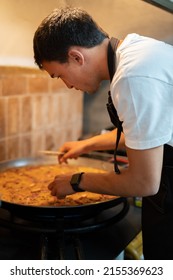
[0,155,138,260]
[0,199,129,260]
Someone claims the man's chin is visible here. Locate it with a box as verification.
[85,91,96,94]
[85,87,99,94]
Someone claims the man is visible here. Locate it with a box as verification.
[33,7,173,259]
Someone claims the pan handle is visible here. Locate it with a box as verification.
[64,198,129,234]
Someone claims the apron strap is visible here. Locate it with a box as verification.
[107,37,123,174]
[107,37,119,81]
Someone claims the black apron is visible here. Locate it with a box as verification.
[107,38,173,260]
[142,145,173,259]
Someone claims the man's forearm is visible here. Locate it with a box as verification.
[85,129,125,151]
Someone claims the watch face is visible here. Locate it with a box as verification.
[71,173,80,184]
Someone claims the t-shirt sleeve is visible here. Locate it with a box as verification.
[111,76,172,149]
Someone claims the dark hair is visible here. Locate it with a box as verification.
[33,7,109,68]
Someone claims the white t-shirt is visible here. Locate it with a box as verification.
[110,33,173,150]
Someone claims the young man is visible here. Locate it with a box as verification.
[33,7,173,259]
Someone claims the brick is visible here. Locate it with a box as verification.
[19,135,32,158]
[0,79,2,96]
[32,95,43,129]
[7,97,20,136]
[49,78,65,93]
[2,76,26,96]
[7,137,20,160]
[31,132,45,157]
[0,98,6,138]
[28,76,49,94]
[20,96,32,133]
[45,129,55,151]
[0,139,6,161]
[41,95,52,126]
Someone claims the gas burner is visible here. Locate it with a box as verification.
[0,199,129,260]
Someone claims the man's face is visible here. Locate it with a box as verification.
[42,49,102,94]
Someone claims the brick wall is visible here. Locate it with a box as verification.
[0,66,83,161]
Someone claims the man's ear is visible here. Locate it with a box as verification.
[68,49,84,65]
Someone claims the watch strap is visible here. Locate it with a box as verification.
[70,172,85,192]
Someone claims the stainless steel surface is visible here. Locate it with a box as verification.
[0,155,116,172]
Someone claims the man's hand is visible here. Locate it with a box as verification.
[48,173,75,198]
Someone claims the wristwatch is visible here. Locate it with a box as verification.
[70,172,85,192]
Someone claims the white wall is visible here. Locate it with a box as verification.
[67,0,173,42]
[0,0,67,67]
[0,0,173,67]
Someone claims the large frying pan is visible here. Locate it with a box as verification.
[0,156,129,224]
